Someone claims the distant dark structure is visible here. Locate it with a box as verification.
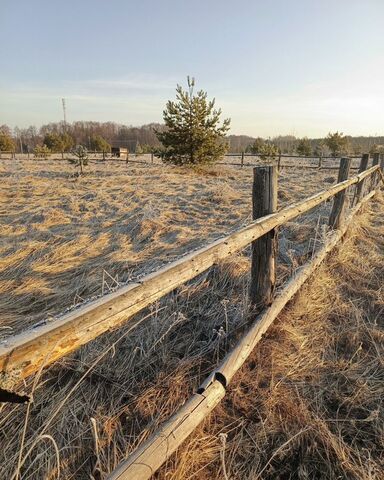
[111,146,128,158]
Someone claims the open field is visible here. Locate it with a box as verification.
[0,158,339,337]
[0,158,382,479]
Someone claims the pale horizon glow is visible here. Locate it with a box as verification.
[0,0,383,138]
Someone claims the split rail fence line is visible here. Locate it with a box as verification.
[106,156,383,480]
[108,152,372,170]
[0,157,382,384]
[0,150,375,170]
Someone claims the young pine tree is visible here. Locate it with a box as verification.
[296,137,312,156]
[68,145,89,175]
[156,77,230,166]
[324,131,348,157]
[0,133,15,152]
[247,138,279,160]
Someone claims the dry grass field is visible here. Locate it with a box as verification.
[0,158,382,480]
[0,158,336,337]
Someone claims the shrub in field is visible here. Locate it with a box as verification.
[155,77,230,166]
[68,145,89,174]
[90,135,111,159]
[313,141,327,157]
[34,144,51,159]
[296,137,312,156]
[44,132,74,158]
[136,143,152,154]
[247,137,279,160]
[369,143,384,154]
[324,131,348,157]
[0,133,15,152]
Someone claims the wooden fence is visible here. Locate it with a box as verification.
[106,157,383,480]
[0,160,380,382]
[0,154,383,477]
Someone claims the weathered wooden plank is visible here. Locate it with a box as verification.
[108,380,225,480]
[250,166,277,309]
[109,189,376,480]
[329,157,351,229]
[0,165,379,382]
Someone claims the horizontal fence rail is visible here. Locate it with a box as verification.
[0,165,379,383]
[224,153,362,158]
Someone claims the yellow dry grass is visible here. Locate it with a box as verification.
[156,193,384,480]
[0,158,336,335]
[0,158,382,480]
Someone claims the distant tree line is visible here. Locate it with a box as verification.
[0,122,165,156]
[231,132,384,157]
[1,122,383,158]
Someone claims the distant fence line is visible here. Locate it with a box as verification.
[0,151,366,160]
[226,152,362,159]
[0,150,374,171]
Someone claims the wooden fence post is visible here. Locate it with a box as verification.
[371,152,380,189]
[380,154,384,172]
[329,157,351,229]
[318,155,322,169]
[241,152,244,167]
[151,152,154,163]
[250,165,278,310]
[278,153,281,170]
[354,153,369,205]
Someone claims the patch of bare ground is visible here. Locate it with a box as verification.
[0,159,381,479]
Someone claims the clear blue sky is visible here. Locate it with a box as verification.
[1,0,383,137]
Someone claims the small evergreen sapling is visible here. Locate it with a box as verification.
[156,77,230,166]
[34,144,51,159]
[247,138,279,160]
[90,135,111,160]
[44,133,74,158]
[324,132,348,157]
[296,137,312,156]
[68,145,89,174]
[0,133,15,152]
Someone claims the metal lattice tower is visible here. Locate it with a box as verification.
[62,98,67,131]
